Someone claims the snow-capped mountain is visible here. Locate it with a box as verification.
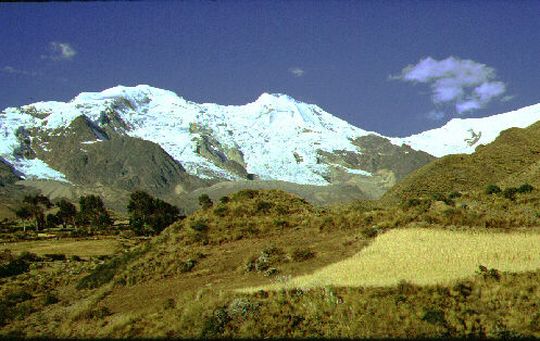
[1,84,538,196]
[391,103,540,157]
[0,85,410,187]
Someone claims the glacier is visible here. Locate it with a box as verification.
[1,84,540,185]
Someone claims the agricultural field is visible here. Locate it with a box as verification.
[243,227,540,291]
[0,238,125,258]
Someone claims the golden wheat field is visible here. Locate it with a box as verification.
[242,227,540,292]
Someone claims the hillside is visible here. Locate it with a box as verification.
[384,121,540,203]
[2,188,540,338]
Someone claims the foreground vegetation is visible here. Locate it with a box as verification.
[1,188,540,338]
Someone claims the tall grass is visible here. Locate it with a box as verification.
[242,227,540,291]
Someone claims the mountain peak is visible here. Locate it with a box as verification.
[253,92,300,106]
[72,84,180,104]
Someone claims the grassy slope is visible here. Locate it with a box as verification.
[243,227,540,291]
[384,122,540,204]
[2,188,540,338]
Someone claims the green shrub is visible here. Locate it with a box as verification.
[517,183,534,194]
[361,226,380,238]
[190,219,209,232]
[77,248,144,289]
[502,187,518,201]
[42,292,60,305]
[245,246,286,273]
[290,248,315,262]
[213,205,228,217]
[80,306,112,320]
[198,194,213,210]
[201,306,230,337]
[485,184,502,195]
[44,253,66,261]
[0,253,36,278]
[181,259,197,273]
[477,265,501,281]
[448,191,462,199]
[256,201,273,213]
[164,298,176,310]
[219,196,230,204]
[421,308,446,325]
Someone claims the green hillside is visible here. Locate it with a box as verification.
[384,121,540,204]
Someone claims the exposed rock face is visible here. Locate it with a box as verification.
[316,135,435,186]
[0,157,21,187]
[33,116,208,198]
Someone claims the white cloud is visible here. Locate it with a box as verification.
[394,56,507,115]
[289,67,305,77]
[41,42,77,61]
[1,65,39,76]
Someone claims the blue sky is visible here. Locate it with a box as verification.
[1,0,539,136]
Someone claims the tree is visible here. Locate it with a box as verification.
[77,195,112,228]
[45,213,61,229]
[14,206,32,232]
[55,199,77,229]
[127,190,181,236]
[198,194,213,210]
[22,194,52,231]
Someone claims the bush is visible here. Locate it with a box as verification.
[44,254,66,261]
[201,306,230,337]
[0,252,40,278]
[198,194,213,210]
[180,259,197,273]
[213,205,228,217]
[477,265,501,281]
[517,183,534,194]
[77,248,144,289]
[361,226,380,238]
[245,246,287,273]
[448,191,462,199]
[190,219,209,232]
[502,187,518,201]
[42,292,60,305]
[421,308,446,325]
[256,201,273,213]
[290,248,315,262]
[485,184,502,195]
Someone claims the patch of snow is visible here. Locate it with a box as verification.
[390,103,540,157]
[12,158,70,183]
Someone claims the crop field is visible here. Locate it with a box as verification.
[243,227,540,292]
[0,238,123,257]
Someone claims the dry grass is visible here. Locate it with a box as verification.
[0,238,122,257]
[242,227,540,291]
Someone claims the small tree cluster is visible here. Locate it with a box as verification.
[127,190,181,236]
[15,195,52,231]
[485,183,534,201]
[77,195,112,227]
